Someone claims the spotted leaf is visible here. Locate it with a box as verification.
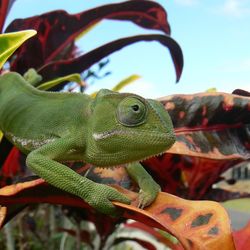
[0,179,235,249]
[144,92,250,199]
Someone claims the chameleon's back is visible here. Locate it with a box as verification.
[0,72,91,153]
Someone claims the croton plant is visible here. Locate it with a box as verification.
[0,0,249,249]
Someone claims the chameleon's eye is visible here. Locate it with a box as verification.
[117,97,147,126]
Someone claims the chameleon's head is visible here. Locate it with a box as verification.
[86,89,175,167]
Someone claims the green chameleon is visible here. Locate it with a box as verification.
[0,71,175,215]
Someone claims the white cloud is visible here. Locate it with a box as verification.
[219,0,250,17]
[174,0,198,6]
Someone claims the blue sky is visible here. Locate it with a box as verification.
[6,0,250,98]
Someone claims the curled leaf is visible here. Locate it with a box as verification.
[39,34,183,82]
[5,0,170,73]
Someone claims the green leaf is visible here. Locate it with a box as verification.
[91,74,141,97]
[112,74,141,92]
[37,73,82,90]
[0,30,37,69]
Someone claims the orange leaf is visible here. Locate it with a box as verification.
[113,186,236,250]
[0,180,236,250]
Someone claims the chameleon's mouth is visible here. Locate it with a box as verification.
[90,129,175,167]
[93,129,172,142]
[96,150,167,169]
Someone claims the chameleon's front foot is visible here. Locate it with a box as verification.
[126,162,161,209]
[137,177,161,209]
[85,183,131,215]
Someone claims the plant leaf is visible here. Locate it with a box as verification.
[57,228,92,246]
[0,180,236,249]
[0,147,23,181]
[112,74,141,92]
[113,237,157,250]
[143,92,250,199]
[233,221,250,249]
[0,0,16,32]
[38,34,183,83]
[5,0,170,73]
[125,222,179,249]
[0,30,36,69]
[203,188,250,202]
[164,92,250,160]
[37,73,82,90]
[91,74,141,97]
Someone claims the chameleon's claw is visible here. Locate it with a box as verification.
[87,183,131,215]
[137,188,159,209]
[126,162,161,210]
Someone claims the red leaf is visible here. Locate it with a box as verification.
[38,34,183,82]
[233,221,250,249]
[232,89,250,97]
[0,180,236,249]
[144,155,241,199]
[1,147,22,178]
[5,0,170,73]
[0,0,15,32]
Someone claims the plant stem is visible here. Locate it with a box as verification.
[4,222,15,250]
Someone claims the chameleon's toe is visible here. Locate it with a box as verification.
[137,189,157,209]
[87,183,131,215]
[137,181,161,209]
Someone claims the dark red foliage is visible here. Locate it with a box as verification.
[232,89,250,97]
[38,34,183,82]
[0,0,15,32]
[5,0,171,74]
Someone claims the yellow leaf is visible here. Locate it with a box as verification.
[206,87,217,92]
[75,22,99,41]
[0,30,37,69]
[112,74,141,92]
[91,74,141,98]
[37,73,83,90]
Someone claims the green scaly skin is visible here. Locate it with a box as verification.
[0,72,176,215]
